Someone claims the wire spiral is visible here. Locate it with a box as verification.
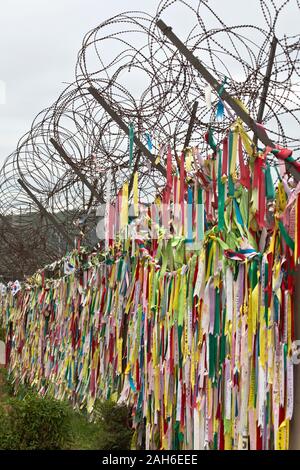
[0,0,299,280]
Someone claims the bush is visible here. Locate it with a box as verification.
[0,369,134,450]
[0,369,18,398]
[0,405,13,449]
[93,400,133,450]
[0,394,72,450]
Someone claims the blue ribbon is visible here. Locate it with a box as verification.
[145,132,153,151]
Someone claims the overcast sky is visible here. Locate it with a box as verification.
[0,0,299,164]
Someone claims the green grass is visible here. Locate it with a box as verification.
[69,409,101,450]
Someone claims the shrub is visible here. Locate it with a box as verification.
[0,405,14,449]
[0,368,134,450]
[0,369,18,398]
[0,394,72,450]
[93,400,133,450]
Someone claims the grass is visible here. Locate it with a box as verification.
[69,409,101,450]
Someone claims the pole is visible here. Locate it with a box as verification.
[256,36,278,125]
[253,36,277,149]
[88,86,167,178]
[17,178,73,246]
[184,101,199,150]
[156,20,300,183]
[50,138,105,203]
[157,20,274,146]
[128,113,143,194]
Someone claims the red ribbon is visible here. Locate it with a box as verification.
[222,136,228,176]
[297,195,300,261]
[167,146,173,191]
[276,146,300,173]
[238,135,251,189]
[253,151,267,228]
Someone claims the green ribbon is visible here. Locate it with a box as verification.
[278,221,295,251]
[178,274,186,327]
[249,260,258,289]
[217,149,225,231]
[197,187,204,241]
[218,76,227,98]
[265,164,275,201]
[208,128,217,151]
[214,288,220,335]
[233,198,244,227]
[174,238,185,268]
[209,333,217,382]
[228,131,235,197]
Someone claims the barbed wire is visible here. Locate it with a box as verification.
[0,0,299,280]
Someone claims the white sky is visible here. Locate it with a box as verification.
[0,0,299,163]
